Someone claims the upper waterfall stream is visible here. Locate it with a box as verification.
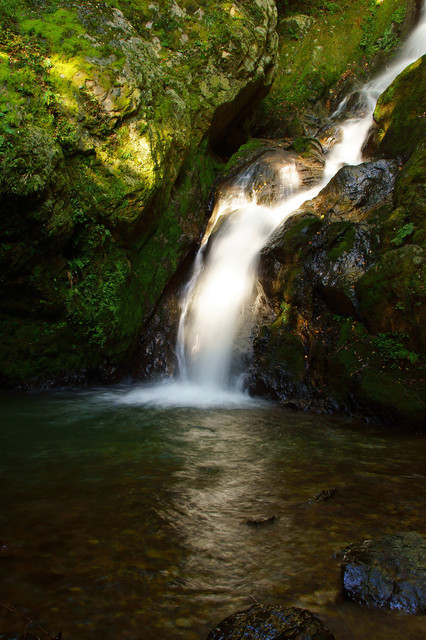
[122,4,426,408]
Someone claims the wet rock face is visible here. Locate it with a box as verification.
[223,139,325,202]
[341,532,426,614]
[248,147,426,428]
[206,604,335,640]
[314,160,399,221]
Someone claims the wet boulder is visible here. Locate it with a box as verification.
[303,219,375,317]
[222,140,325,206]
[313,159,399,221]
[206,604,335,640]
[245,150,298,206]
[341,532,426,613]
[291,138,325,188]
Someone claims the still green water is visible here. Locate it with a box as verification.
[0,386,424,640]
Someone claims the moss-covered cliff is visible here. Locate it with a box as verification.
[0,0,278,386]
[136,0,425,428]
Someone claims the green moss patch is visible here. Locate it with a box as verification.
[373,55,426,158]
[260,0,410,128]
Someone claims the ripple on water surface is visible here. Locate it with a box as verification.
[0,388,424,640]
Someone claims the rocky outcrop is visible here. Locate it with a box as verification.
[341,532,426,613]
[206,604,335,640]
[248,147,425,427]
[136,140,325,380]
[0,0,278,387]
[246,11,426,429]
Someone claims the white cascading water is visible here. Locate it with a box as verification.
[115,3,425,407]
[176,162,301,389]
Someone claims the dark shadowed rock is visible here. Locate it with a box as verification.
[206,604,335,640]
[341,531,426,613]
[308,488,337,504]
[246,515,277,527]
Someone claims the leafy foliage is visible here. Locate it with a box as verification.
[391,222,415,246]
[372,332,421,366]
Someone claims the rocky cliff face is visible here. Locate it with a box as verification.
[248,55,426,429]
[0,0,278,386]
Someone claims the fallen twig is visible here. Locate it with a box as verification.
[0,602,62,639]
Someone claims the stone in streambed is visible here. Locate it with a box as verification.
[206,604,335,640]
[246,515,277,527]
[307,488,337,504]
[341,531,426,613]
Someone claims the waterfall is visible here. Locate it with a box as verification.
[175,3,426,397]
[116,3,425,407]
[324,1,426,179]
[176,161,301,390]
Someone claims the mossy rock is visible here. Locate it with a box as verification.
[0,127,63,198]
[357,367,426,429]
[371,55,426,159]
[357,244,425,350]
[250,323,307,401]
[255,0,413,136]
[0,0,279,387]
[394,141,426,231]
[206,603,335,640]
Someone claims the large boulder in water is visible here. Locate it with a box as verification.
[341,532,426,613]
[206,604,335,640]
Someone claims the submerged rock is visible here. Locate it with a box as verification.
[307,489,337,504]
[246,515,277,527]
[341,532,426,613]
[206,604,335,640]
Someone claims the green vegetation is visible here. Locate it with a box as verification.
[224,138,268,171]
[0,0,20,26]
[391,222,415,246]
[260,0,410,129]
[372,332,421,366]
[373,56,426,159]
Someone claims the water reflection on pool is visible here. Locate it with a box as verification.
[0,387,424,640]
